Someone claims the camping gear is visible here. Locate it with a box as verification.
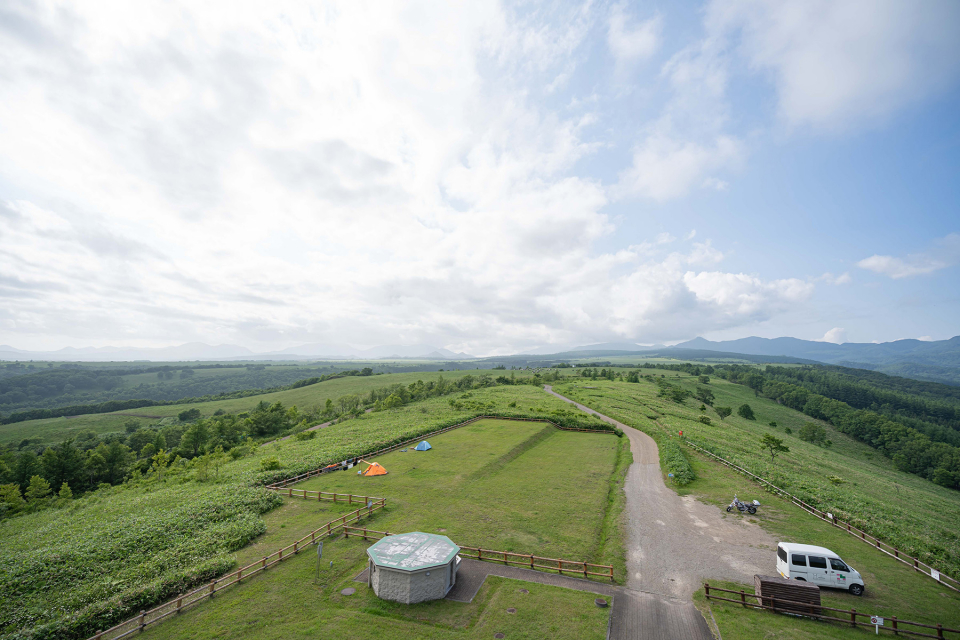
[414,441,432,451]
[726,495,759,514]
[359,459,388,476]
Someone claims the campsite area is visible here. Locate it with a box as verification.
[134,417,625,639]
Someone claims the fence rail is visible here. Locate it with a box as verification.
[88,499,386,640]
[341,528,613,582]
[679,437,959,593]
[704,584,959,639]
[267,415,618,490]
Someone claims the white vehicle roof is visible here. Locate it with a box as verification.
[778,542,839,557]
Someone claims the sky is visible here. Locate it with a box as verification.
[1,0,959,356]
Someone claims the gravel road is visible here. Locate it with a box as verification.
[544,385,776,599]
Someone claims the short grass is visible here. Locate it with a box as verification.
[554,374,960,577]
[138,537,610,640]
[0,369,536,445]
[294,418,622,569]
[132,416,620,640]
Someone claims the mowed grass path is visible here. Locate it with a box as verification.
[137,418,619,640]
[295,419,621,563]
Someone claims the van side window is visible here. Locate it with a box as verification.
[791,554,806,566]
[830,559,849,572]
[808,556,827,569]
[777,547,787,562]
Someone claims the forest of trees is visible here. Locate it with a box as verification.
[639,361,960,489]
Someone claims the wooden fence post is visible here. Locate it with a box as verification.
[262,556,267,569]
[238,568,242,583]
[210,579,217,596]
[294,542,298,553]
[139,610,146,630]
[891,616,898,635]
[704,583,710,599]
[279,547,283,561]
[530,555,534,569]
[740,590,746,607]
[288,487,292,497]
[176,596,183,613]
[937,624,944,639]
[850,609,856,627]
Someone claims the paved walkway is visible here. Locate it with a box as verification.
[545,384,778,639]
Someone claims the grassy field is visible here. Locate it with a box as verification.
[552,375,960,637]
[294,418,625,567]
[554,373,960,578]
[0,369,533,445]
[132,417,624,639]
[0,384,609,640]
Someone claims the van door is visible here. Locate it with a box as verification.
[807,556,829,586]
[829,558,852,589]
[790,553,808,579]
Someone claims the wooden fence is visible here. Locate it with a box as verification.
[88,499,385,640]
[679,437,959,593]
[341,527,614,581]
[266,415,618,490]
[704,584,960,639]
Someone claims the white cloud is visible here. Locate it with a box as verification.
[857,234,960,279]
[707,0,960,130]
[614,131,740,201]
[0,0,819,354]
[817,272,852,285]
[919,336,934,342]
[607,5,662,67]
[818,327,847,344]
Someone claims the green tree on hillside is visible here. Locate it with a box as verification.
[715,406,732,421]
[695,386,714,406]
[180,422,210,458]
[738,404,756,420]
[799,423,832,448]
[0,484,25,517]
[25,475,52,504]
[58,482,73,500]
[760,433,790,463]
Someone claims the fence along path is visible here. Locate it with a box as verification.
[342,526,614,581]
[703,583,960,639]
[676,435,959,593]
[88,496,384,640]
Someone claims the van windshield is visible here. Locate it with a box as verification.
[830,558,849,572]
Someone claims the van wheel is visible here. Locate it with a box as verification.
[849,584,864,596]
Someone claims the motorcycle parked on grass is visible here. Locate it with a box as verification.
[726,495,760,514]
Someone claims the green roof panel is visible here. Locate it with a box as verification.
[367,532,460,571]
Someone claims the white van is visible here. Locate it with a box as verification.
[776,542,865,596]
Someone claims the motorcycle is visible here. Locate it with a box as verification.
[726,494,760,514]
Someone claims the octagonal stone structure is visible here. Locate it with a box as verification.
[366,532,461,604]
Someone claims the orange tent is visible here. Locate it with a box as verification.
[361,461,387,476]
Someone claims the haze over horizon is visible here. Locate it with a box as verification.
[2,1,958,356]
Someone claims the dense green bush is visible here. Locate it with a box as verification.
[660,440,696,485]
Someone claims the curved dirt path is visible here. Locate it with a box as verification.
[545,385,777,637]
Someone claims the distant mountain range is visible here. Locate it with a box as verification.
[0,342,474,362]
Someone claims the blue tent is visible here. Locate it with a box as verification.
[414,441,432,451]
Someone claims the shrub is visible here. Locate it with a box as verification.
[799,422,829,447]
[294,430,317,441]
[737,404,756,420]
[259,456,281,471]
[698,416,712,425]
[661,441,695,485]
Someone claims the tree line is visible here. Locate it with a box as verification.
[0,371,556,518]
[646,362,960,489]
